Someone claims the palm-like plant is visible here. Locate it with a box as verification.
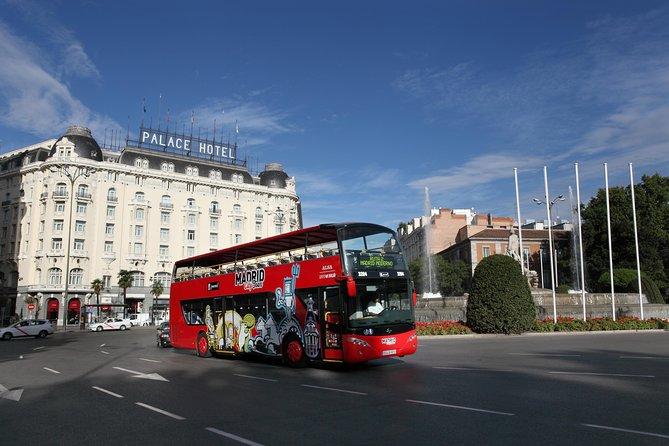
[91,278,103,319]
[150,280,164,301]
[117,270,134,317]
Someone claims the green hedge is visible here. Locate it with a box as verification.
[466,255,536,334]
[533,317,669,332]
[598,268,664,304]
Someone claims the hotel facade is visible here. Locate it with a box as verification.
[0,125,301,325]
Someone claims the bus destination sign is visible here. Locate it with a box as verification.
[138,127,236,161]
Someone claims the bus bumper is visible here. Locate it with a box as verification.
[342,330,418,363]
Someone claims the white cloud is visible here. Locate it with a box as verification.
[0,21,121,139]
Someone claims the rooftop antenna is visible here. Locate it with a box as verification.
[126,116,130,146]
[141,98,146,127]
[157,93,163,130]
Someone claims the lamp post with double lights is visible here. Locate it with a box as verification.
[532,194,565,288]
[47,164,96,332]
[533,170,565,324]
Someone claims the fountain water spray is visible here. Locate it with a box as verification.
[422,187,442,299]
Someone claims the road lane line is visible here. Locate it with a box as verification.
[582,423,669,439]
[33,346,45,351]
[549,371,654,378]
[100,344,105,347]
[434,366,514,372]
[92,386,124,398]
[620,356,669,360]
[206,427,264,446]
[407,399,514,416]
[135,402,185,420]
[138,358,161,363]
[509,353,581,357]
[43,367,61,374]
[301,384,367,395]
[100,350,110,355]
[234,373,278,382]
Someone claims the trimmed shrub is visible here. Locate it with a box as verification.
[636,274,665,304]
[466,254,536,334]
[599,269,665,304]
[556,284,570,294]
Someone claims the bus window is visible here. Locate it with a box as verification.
[181,299,207,325]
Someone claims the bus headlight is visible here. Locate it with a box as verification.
[347,337,371,348]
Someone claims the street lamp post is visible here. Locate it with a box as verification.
[533,179,565,324]
[532,194,566,290]
[48,164,96,332]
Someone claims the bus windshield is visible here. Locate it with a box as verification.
[340,226,406,274]
[347,279,413,327]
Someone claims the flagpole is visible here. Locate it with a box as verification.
[604,163,616,321]
[629,163,644,320]
[544,166,557,323]
[539,248,544,288]
[575,163,587,321]
[513,168,525,273]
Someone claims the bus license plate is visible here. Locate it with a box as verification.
[381,337,396,345]
[382,349,397,356]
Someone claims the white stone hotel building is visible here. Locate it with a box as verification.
[0,125,301,325]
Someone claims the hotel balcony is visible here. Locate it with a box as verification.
[102,251,116,259]
[76,191,92,201]
[71,249,89,258]
[159,202,174,210]
[107,196,118,203]
[52,191,68,199]
[48,249,64,257]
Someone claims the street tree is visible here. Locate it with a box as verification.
[117,270,133,316]
[91,278,103,319]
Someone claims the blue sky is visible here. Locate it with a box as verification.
[1,0,669,228]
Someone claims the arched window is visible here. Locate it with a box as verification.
[210,201,219,213]
[107,188,117,201]
[161,195,171,205]
[48,268,62,285]
[142,159,149,169]
[161,162,169,172]
[131,271,145,287]
[134,158,142,168]
[233,204,241,214]
[77,184,88,197]
[192,167,199,176]
[186,198,195,208]
[36,268,42,283]
[168,163,175,173]
[255,207,263,220]
[69,268,83,285]
[135,192,145,202]
[55,183,67,196]
[186,166,192,176]
[153,272,171,288]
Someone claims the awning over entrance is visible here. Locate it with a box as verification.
[47,298,59,310]
[68,298,81,312]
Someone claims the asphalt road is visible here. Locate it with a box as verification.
[0,328,668,445]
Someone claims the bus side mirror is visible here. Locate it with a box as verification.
[346,276,357,298]
[412,290,417,305]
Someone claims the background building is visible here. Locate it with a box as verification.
[0,125,301,325]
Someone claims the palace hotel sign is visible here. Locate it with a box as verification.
[138,127,236,162]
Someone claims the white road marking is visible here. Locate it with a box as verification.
[434,366,514,372]
[92,386,124,398]
[301,384,367,395]
[407,399,514,416]
[206,427,264,446]
[43,367,61,374]
[135,402,185,420]
[582,423,669,439]
[19,355,23,359]
[620,356,668,360]
[33,346,45,351]
[549,371,654,378]
[100,350,110,355]
[113,366,168,382]
[233,374,278,382]
[99,343,106,347]
[138,358,161,363]
[509,353,581,357]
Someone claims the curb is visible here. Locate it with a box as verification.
[418,329,668,340]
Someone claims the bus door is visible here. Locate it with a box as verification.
[321,287,343,360]
[212,296,237,352]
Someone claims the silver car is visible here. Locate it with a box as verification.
[0,319,54,340]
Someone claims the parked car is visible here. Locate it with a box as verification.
[156,321,170,347]
[128,313,151,327]
[0,319,54,340]
[89,318,130,332]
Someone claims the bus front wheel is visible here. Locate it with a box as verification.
[196,332,211,358]
[283,337,306,368]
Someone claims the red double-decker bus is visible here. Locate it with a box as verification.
[170,222,417,366]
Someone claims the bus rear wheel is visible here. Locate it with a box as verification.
[196,333,211,358]
[283,337,306,368]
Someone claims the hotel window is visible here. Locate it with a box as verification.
[48,268,62,285]
[75,220,86,232]
[482,246,490,258]
[159,245,169,257]
[188,213,196,225]
[161,195,172,206]
[55,183,67,195]
[134,242,143,255]
[131,271,145,287]
[234,218,242,231]
[255,207,263,220]
[160,228,169,242]
[37,239,43,250]
[76,202,87,214]
[73,239,84,250]
[210,201,219,213]
[154,272,171,288]
[52,238,63,250]
[135,225,144,238]
[233,204,241,214]
[135,192,145,202]
[186,246,195,257]
[55,203,65,214]
[103,275,111,288]
[134,158,142,168]
[187,230,195,241]
[160,212,170,225]
[210,217,218,231]
[209,233,218,247]
[77,184,89,197]
[275,224,284,234]
[234,234,242,244]
[161,162,169,172]
[69,268,83,286]
[104,241,113,253]
[192,167,199,176]
[168,163,175,173]
[105,223,114,236]
[107,172,118,181]
[135,208,145,220]
[53,220,64,232]
[187,198,195,208]
[107,188,117,201]
[106,205,116,219]
[255,221,262,234]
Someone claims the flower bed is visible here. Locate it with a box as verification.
[416,317,668,335]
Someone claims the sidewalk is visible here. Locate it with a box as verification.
[418,329,668,340]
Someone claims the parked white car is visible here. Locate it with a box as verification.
[127,313,151,326]
[89,318,130,332]
[1,319,54,340]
